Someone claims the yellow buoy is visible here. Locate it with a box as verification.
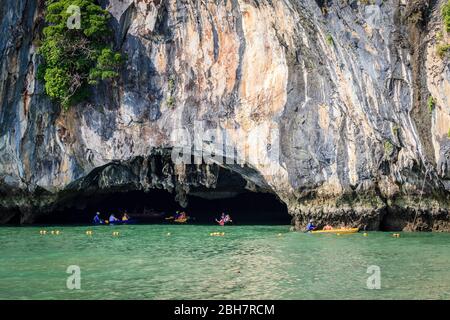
[336,233,341,236]
[167,232,171,236]
[210,232,225,237]
[112,231,120,236]
[363,233,368,237]
[55,230,60,235]
[393,233,400,238]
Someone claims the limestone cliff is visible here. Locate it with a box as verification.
[0,0,449,230]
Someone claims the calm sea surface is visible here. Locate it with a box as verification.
[0,225,449,299]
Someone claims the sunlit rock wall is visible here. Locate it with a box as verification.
[0,0,449,230]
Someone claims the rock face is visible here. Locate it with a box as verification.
[0,0,449,230]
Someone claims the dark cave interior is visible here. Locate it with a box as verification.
[35,188,291,225]
[34,163,291,225]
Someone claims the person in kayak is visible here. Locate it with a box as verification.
[93,212,103,224]
[216,213,232,226]
[122,212,130,221]
[216,213,225,226]
[109,214,119,223]
[224,214,232,224]
[306,219,317,231]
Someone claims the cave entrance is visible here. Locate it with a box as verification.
[36,189,290,225]
[35,166,291,225]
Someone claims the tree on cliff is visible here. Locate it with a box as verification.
[37,0,123,110]
[444,0,450,32]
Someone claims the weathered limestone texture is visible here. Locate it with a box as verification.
[0,0,449,230]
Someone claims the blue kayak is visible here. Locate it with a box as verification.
[94,219,137,225]
[111,219,137,225]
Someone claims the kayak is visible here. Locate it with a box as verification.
[110,219,137,225]
[216,220,232,226]
[165,215,190,223]
[174,217,189,223]
[311,228,359,234]
[94,219,137,225]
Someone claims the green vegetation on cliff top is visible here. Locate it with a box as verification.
[438,1,450,58]
[38,0,123,110]
[444,0,450,32]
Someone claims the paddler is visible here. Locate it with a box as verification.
[122,212,130,221]
[306,219,317,232]
[93,212,103,224]
[224,214,232,223]
[109,213,119,223]
[216,213,226,226]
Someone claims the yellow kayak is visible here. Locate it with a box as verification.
[165,216,189,223]
[174,217,189,223]
[311,228,359,234]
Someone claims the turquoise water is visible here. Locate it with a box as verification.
[0,225,449,300]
